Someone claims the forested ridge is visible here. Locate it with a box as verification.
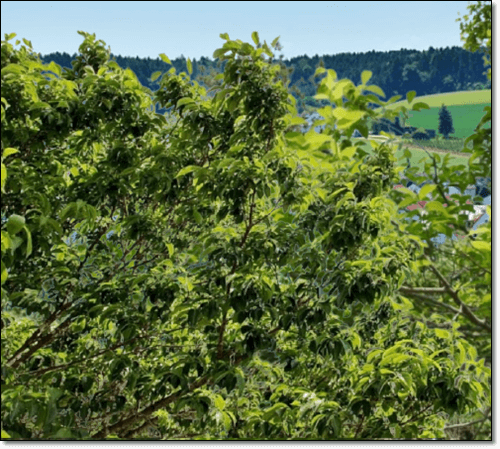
[38,44,491,115]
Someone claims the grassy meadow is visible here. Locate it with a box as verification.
[377,89,491,139]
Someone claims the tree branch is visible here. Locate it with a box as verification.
[399,286,447,295]
[424,255,491,332]
[121,416,159,439]
[7,207,121,368]
[400,291,462,315]
[6,299,73,368]
[444,407,491,430]
[91,376,211,439]
[24,328,185,379]
[217,312,228,360]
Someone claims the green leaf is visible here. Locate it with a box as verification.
[406,91,417,104]
[214,394,225,411]
[167,243,174,257]
[380,353,411,367]
[193,209,202,225]
[361,70,372,85]
[263,402,288,421]
[105,434,122,440]
[424,201,447,213]
[418,184,436,200]
[1,260,7,284]
[60,203,76,221]
[220,33,230,41]
[340,147,357,159]
[411,102,430,111]
[1,163,6,192]
[29,102,51,110]
[7,214,25,235]
[213,48,228,59]
[186,58,192,75]
[386,95,402,104]
[397,186,417,198]
[435,329,450,339]
[367,350,383,363]
[159,53,172,65]
[332,108,365,123]
[150,71,162,82]
[24,227,32,257]
[2,147,18,159]
[288,116,308,127]
[221,411,233,430]
[471,241,490,251]
[261,42,274,58]
[251,31,260,46]
[351,332,362,349]
[1,429,11,438]
[176,97,195,107]
[175,165,198,178]
[364,85,385,98]
[53,428,73,439]
[456,341,466,365]
[271,36,280,48]
[1,232,12,252]
[1,63,25,76]
[45,60,61,76]
[314,67,326,78]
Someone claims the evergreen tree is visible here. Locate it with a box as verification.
[438,103,455,138]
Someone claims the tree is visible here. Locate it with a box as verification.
[1,27,490,441]
[438,104,455,138]
[456,1,492,82]
[391,1,491,438]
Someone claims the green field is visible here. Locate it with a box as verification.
[393,145,469,171]
[403,103,490,138]
[377,90,491,138]
[352,136,470,172]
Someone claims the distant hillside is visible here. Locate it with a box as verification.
[37,45,491,116]
[380,90,491,110]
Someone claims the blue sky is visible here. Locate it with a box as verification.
[1,1,480,61]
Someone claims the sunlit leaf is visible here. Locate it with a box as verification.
[159,53,172,65]
[406,91,417,103]
[361,70,372,85]
[251,31,260,46]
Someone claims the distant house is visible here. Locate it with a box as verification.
[393,183,490,244]
[300,111,327,134]
[300,112,363,137]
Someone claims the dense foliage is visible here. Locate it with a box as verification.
[1,2,490,440]
[37,41,491,116]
